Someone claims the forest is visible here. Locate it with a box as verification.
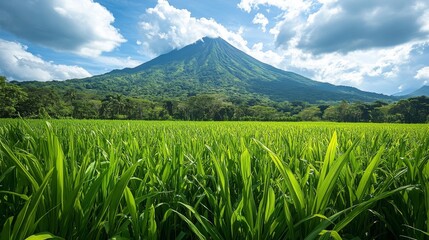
[1,76,428,123]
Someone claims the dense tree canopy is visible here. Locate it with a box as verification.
[1,76,428,123]
[0,76,27,117]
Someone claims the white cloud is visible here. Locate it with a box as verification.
[250,42,284,67]
[287,0,429,54]
[0,0,125,57]
[276,41,419,94]
[238,0,312,18]
[94,56,142,70]
[138,0,286,69]
[236,0,429,94]
[252,13,269,32]
[138,0,248,57]
[415,66,429,79]
[0,39,91,81]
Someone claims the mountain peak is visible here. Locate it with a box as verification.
[95,36,392,102]
[189,36,220,47]
[192,36,232,49]
[200,36,220,41]
[192,36,229,48]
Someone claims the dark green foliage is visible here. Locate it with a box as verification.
[0,76,27,118]
[389,96,429,123]
[321,97,429,123]
[16,87,71,118]
[3,75,429,122]
[298,106,322,121]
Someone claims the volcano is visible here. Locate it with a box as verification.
[21,37,393,102]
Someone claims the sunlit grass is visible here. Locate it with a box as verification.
[0,120,428,239]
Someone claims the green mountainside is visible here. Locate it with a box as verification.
[18,37,393,103]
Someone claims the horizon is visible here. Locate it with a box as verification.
[1,0,429,95]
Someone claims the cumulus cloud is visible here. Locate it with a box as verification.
[138,0,248,57]
[0,0,125,57]
[252,13,269,32]
[234,0,429,93]
[284,43,414,88]
[250,42,284,68]
[238,0,313,50]
[415,66,429,79]
[0,39,91,81]
[294,0,429,54]
[238,0,312,17]
[137,0,286,69]
[94,56,142,70]
[275,39,429,94]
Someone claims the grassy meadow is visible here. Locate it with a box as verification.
[0,119,428,239]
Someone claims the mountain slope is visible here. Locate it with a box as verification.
[406,85,429,97]
[19,37,393,102]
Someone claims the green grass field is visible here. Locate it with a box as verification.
[1,120,428,239]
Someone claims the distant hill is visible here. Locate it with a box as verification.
[406,85,429,97]
[392,89,415,97]
[17,37,394,103]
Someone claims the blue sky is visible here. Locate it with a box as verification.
[1,0,429,95]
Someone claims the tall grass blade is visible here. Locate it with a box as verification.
[0,141,39,189]
[255,139,306,215]
[25,232,64,240]
[12,168,54,240]
[355,145,385,201]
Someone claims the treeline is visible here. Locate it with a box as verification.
[1,76,429,123]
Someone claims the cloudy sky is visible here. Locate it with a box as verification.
[1,0,429,95]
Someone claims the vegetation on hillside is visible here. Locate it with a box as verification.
[2,76,429,123]
[15,37,394,103]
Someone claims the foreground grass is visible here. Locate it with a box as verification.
[0,120,428,239]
